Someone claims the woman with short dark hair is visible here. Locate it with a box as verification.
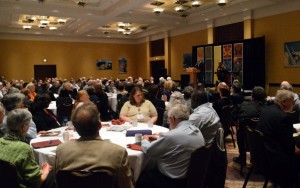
[32,93,60,132]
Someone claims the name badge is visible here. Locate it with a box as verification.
[137,114,144,120]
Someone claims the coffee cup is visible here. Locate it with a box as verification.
[135,133,142,145]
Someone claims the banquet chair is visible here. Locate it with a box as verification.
[206,127,227,188]
[56,103,73,124]
[242,126,269,188]
[56,170,117,188]
[0,159,19,188]
[186,143,213,188]
[220,105,236,148]
[238,117,259,176]
[155,106,165,126]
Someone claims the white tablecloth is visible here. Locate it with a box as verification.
[30,122,168,181]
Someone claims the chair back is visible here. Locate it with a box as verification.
[245,126,268,175]
[206,128,227,188]
[186,144,214,188]
[238,117,260,151]
[155,106,165,126]
[220,105,235,134]
[56,101,73,124]
[0,159,19,188]
[56,170,116,188]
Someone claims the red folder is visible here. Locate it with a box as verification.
[31,139,62,149]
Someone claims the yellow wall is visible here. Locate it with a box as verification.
[169,29,208,81]
[1,10,300,93]
[0,40,139,82]
[135,42,148,79]
[253,10,300,95]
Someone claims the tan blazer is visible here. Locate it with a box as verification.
[55,137,133,188]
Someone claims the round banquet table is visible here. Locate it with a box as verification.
[30,122,169,181]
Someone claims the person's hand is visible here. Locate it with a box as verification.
[38,131,48,135]
[143,135,158,142]
[41,163,52,172]
[162,95,167,102]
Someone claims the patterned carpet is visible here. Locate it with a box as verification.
[224,135,272,188]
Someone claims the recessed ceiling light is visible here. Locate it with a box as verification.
[49,27,57,30]
[40,20,49,25]
[39,24,47,28]
[23,25,31,30]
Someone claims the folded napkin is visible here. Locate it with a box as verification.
[31,139,62,149]
[39,131,61,137]
[126,130,152,137]
[101,123,110,127]
[127,144,142,151]
[111,119,125,125]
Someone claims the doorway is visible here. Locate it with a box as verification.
[150,60,166,83]
[34,65,57,80]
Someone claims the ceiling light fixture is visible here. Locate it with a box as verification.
[39,24,46,28]
[77,0,87,7]
[153,8,164,16]
[23,25,32,30]
[118,28,125,33]
[217,0,227,6]
[191,1,201,8]
[57,19,66,24]
[49,26,57,30]
[123,31,131,35]
[117,23,125,29]
[174,0,188,5]
[175,6,185,13]
[40,20,49,25]
[27,17,36,23]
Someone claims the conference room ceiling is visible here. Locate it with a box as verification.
[0,0,299,42]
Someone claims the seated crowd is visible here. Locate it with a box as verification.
[0,76,300,187]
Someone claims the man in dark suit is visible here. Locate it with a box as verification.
[194,60,204,83]
[257,89,299,187]
[233,86,266,166]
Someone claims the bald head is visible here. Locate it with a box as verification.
[71,102,100,138]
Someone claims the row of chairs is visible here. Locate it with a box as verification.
[219,104,272,187]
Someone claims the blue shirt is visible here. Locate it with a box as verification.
[189,102,221,144]
[141,120,205,179]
